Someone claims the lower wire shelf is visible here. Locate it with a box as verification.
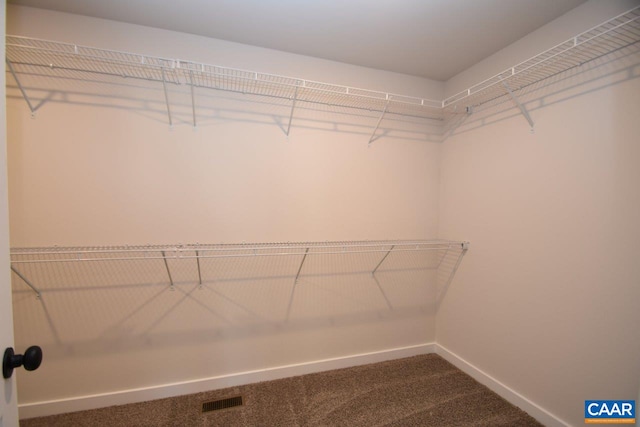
[9,239,469,298]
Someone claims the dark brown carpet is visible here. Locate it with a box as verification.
[21,354,542,426]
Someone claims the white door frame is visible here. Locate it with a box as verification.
[0,0,20,425]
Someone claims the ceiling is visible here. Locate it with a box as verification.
[8,0,587,81]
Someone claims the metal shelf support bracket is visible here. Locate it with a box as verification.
[294,247,310,284]
[285,86,299,137]
[372,245,394,275]
[10,265,41,299]
[369,100,390,146]
[161,250,175,291]
[189,71,197,128]
[195,250,203,289]
[6,58,36,117]
[287,247,310,321]
[161,69,173,127]
[502,82,534,131]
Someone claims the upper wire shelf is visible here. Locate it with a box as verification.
[443,6,640,113]
[5,5,639,135]
[4,35,443,121]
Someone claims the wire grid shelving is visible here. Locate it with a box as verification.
[179,60,443,118]
[5,5,640,136]
[443,6,640,113]
[5,36,181,83]
[10,240,469,298]
[10,240,467,264]
[5,35,443,122]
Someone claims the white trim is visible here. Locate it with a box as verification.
[435,344,570,427]
[19,343,435,420]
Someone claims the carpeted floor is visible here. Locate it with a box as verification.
[21,354,542,426]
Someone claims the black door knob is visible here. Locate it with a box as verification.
[3,346,43,379]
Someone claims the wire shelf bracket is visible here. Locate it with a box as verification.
[195,249,203,289]
[10,265,41,299]
[368,99,389,146]
[161,69,173,127]
[285,86,299,137]
[189,70,197,128]
[294,247,310,284]
[286,247,310,321]
[6,58,36,116]
[160,250,175,291]
[372,244,394,275]
[502,81,535,131]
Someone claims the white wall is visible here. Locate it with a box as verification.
[6,5,446,417]
[7,1,640,424]
[438,2,640,425]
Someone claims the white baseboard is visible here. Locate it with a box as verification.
[19,343,436,420]
[435,344,569,427]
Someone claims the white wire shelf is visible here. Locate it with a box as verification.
[443,6,640,113]
[10,239,469,298]
[10,239,467,264]
[5,35,443,122]
[5,5,639,135]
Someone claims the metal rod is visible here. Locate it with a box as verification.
[195,250,203,288]
[189,70,197,127]
[369,100,389,145]
[6,58,36,113]
[372,245,394,275]
[502,82,534,129]
[10,265,41,298]
[161,250,175,290]
[161,69,173,126]
[286,247,309,321]
[285,86,299,136]
[294,247,310,284]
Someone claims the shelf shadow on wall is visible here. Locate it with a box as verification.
[5,65,445,144]
[443,43,640,138]
[10,245,466,361]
